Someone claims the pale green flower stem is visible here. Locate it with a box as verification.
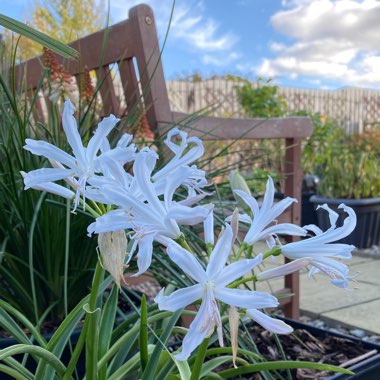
[176,234,193,251]
[228,246,282,289]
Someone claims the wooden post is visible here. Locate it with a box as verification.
[283,137,302,319]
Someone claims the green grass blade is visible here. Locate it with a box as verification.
[0,308,32,345]
[140,294,149,372]
[141,310,182,380]
[1,357,35,380]
[218,360,355,378]
[98,285,119,380]
[0,344,66,378]
[84,303,101,380]
[106,333,138,378]
[107,345,155,380]
[200,356,249,378]
[190,338,209,380]
[0,14,79,59]
[0,300,46,347]
[0,363,31,380]
[99,311,172,372]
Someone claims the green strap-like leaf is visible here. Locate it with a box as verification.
[218,360,355,378]
[0,14,79,59]
[141,310,182,380]
[140,294,149,372]
[0,344,67,378]
[98,284,119,380]
[200,356,249,378]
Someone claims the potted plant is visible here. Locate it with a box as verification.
[303,115,380,248]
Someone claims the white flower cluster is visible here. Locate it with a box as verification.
[23,100,357,361]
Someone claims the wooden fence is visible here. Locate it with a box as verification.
[167,79,380,134]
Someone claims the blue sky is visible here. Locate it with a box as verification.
[1,0,380,89]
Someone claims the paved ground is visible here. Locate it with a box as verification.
[255,250,380,335]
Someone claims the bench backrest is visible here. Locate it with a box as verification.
[16,4,171,129]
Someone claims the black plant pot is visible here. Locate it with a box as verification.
[310,195,380,248]
[301,192,319,227]
[281,317,380,380]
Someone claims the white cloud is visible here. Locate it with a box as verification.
[110,0,238,60]
[269,42,287,52]
[258,0,380,87]
[202,52,241,67]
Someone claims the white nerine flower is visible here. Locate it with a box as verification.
[152,128,207,197]
[88,148,212,276]
[282,204,356,288]
[23,100,133,210]
[155,225,291,361]
[229,177,307,247]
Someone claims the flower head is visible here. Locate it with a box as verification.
[88,148,212,276]
[152,128,208,198]
[282,203,356,288]
[228,177,307,247]
[155,224,291,361]
[23,100,133,210]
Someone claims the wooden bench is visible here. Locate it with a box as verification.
[16,3,313,319]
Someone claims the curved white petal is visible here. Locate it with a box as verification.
[303,224,323,236]
[133,149,164,212]
[167,242,206,283]
[133,233,155,276]
[24,168,73,189]
[204,211,214,245]
[317,203,339,230]
[62,100,86,163]
[86,114,119,160]
[155,284,203,312]
[154,129,204,180]
[32,182,75,199]
[247,309,293,334]
[282,241,355,260]
[214,255,263,287]
[261,177,275,214]
[87,210,132,235]
[175,296,212,361]
[311,258,351,288]
[246,223,307,245]
[313,256,349,277]
[166,204,211,226]
[257,258,311,281]
[233,189,259,217]
[117,133,133,147]
[24,139,75,168]
[163,166,192,208]
[269,197,298,222]
[206,224,233,278]
[214,288,279,309]
[98,146,136,166]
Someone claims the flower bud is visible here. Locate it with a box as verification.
[257,258,311,281]
[229,306,240,368]
[230,170,251,211]
[231,207,240,244]
[230,170,251,195]
[98,230,128,288]
[204,210,214,246]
